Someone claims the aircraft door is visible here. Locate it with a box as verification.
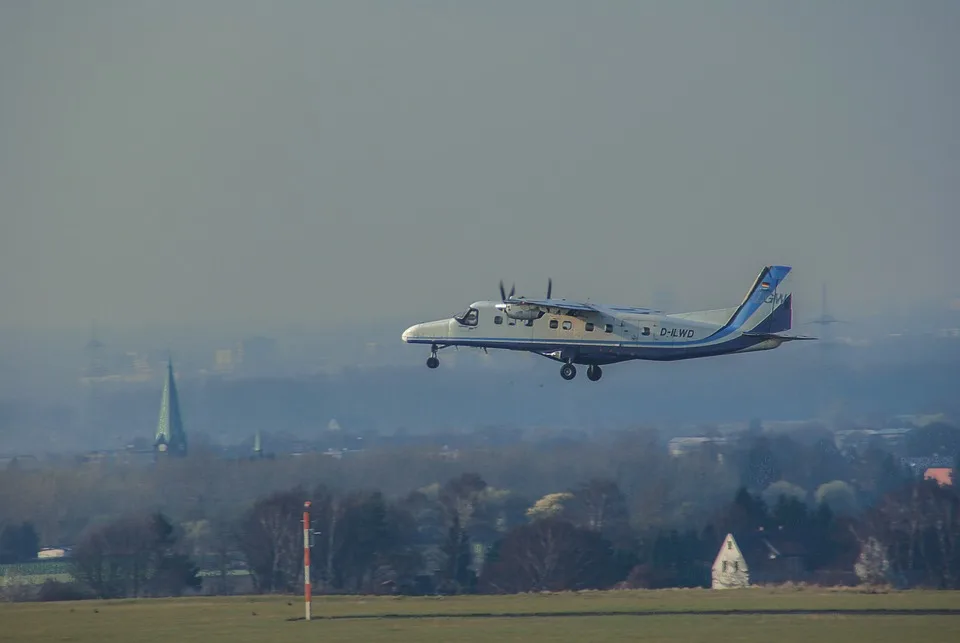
[617,317,640,347]
[617,317,658,347]
[640,320,658,342]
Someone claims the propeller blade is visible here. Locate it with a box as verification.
[547,278,552,299]
[509,284,515,299]
[499,280,506,301]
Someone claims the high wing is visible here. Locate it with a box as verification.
[589,304,663,316]
[505,297,598,314]
[502,297,664,316]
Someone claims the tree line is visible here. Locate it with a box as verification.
[2,421,959,599]
[22,470,960,600]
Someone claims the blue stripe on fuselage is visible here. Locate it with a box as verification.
[407,291,793,355]
[404,333,770,362]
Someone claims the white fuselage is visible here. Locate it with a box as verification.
[402,301,780,365]
[401,265,803,379]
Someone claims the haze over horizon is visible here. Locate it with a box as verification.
[2,1,958,333]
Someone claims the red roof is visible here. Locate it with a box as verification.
[924,468,954,486]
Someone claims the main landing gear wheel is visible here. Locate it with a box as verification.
[587,365,603,381]
[560,363,577,380]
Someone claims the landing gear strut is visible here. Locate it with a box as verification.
[426,344,440,369]
[587,365,603,381]
[560,363,577,380]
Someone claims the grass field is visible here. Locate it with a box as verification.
[3,587,960,643]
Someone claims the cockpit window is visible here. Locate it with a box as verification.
[455,307,479,327]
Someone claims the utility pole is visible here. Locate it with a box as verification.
[303,500,312,621]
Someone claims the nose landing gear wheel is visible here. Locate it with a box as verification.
[426,344,441,369]
[587,365,602,381]
[560,363,577,380]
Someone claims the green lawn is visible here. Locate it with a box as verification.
[3,588,959,643]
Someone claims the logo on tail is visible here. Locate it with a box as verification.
[765,292,788,306]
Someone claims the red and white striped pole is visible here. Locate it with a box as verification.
[303,500,312,621]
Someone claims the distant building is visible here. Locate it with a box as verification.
[834,427,910,453]
[902,456,954,476]
[214,349,235,373]
[83,327,109,379]
[924,468,954,487]
[668,436,726,457]
[712,532,807,589]
[37,547,70,560]
[154,359,188,457]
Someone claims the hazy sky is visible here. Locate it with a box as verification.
[2,1,957,331]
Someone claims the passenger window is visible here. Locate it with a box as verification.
[585,322,594,332]
[562,321,572,330]
[642,326,651,336]
[604,324,613,333]
[549,319,559,329]
[494,315,503,325]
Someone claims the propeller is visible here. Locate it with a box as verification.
[499,280,515,302]
[499,279,554,301]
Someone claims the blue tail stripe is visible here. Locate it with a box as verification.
[724,265,791,331]
[754,293,793,334]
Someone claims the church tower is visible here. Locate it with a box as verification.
[154,359,188,456]
[253,429,263,458]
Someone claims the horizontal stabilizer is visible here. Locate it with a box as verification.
[742,332,817,342]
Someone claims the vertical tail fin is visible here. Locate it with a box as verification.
[723,265,793,333]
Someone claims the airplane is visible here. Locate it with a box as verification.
[401,265,816,381]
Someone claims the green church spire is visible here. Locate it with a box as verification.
[155,359,187,456]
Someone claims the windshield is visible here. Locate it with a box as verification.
[454,307,479,327]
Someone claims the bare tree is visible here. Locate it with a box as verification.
[237,488,305,593]
[480,518,615,593]
[70,513,198,598]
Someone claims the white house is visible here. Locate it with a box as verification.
[712,533,750,589]
[711,531,806,589]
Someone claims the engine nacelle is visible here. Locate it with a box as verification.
[497,303,542,320]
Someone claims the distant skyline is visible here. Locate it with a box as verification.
[2,1,958,331]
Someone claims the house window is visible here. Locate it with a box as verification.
[549,319,559,329]
[733,561,739,571]
[562,321,572,330]
[722,561,727,572]
[494,315,503,325]
[585,322,594,332]
[727,540,732,550]
[604,324,613,333]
